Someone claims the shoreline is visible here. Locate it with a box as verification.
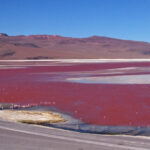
[1,104,150,136]
[1,58,150,63]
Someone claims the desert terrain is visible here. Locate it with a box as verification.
[1,33,150,59]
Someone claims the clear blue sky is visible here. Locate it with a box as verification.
[0,0,150,42]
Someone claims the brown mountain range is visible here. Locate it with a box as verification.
[0,33,150,59]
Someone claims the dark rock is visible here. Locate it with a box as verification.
[0,33,8,37]
[14,43,40,48]
[0,50,15,57]
[26,56,51,60]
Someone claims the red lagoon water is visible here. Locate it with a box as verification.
[1,61,150,127]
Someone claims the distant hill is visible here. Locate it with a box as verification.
[0,34,150,59]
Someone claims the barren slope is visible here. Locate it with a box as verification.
[0,33,150,59]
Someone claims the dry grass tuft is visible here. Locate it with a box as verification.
[0,110,66,124]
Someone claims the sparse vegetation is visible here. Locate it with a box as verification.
[0,50,15,57]
[0,110,66,124]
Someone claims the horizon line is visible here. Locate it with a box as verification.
[1,59,150,63]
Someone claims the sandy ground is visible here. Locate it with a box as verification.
[0,110,66,124]
[1,119,150,150]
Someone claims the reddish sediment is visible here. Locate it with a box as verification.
[0,62,150,127]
